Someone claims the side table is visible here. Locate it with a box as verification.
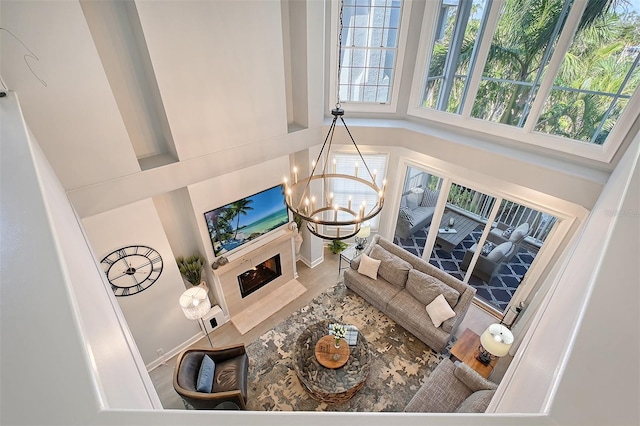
[449,328,497,378]
[338,243,365,272]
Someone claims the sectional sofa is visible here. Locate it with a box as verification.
[344,235,476,353]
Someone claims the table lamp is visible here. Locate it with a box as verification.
[179,287,213,347]
[355,221,371,250]
[477,323,513,366]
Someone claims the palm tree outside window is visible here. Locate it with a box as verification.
[420,0,640,147]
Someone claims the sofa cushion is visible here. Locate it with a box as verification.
[486,241,513,262]
[455,389,496,413]
[344,269,403,312]
[425,294,456,327]
[399,207,415,226]
[454,362,498,392]
[406,269,460,307]
[357,253,381,280]
[196,354,215,393]
[370,245,413,288]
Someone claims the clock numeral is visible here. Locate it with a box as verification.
[102,257,115,266]
[150,256,162,264]
[117,249,127,258]
[135,284,144,293]
[144,248,154,257]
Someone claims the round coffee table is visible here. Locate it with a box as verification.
[293,319,370,404]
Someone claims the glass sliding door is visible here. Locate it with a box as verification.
[462,199,557,313]
[393,166,444,257]
[392,167,558,317]
[429,182,496,282]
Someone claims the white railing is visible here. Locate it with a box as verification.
[402,176,556,245]
[446,184,556,245]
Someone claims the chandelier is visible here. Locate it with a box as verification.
[283,0,386,240]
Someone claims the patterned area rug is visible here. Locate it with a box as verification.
[245,280,445,411]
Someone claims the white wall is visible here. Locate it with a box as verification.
[135,0,288,160]
[1,93,160,424]
[187,156,291,266]
[82,199,200,367]
[0,0,141,189]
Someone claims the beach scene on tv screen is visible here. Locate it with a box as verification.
[204,185,290,256]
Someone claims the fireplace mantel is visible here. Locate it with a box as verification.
[211,228,297,321]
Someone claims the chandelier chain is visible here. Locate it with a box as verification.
[336,0,344,109]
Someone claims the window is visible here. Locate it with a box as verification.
[414,0,640,154]
[328,152,388,229]
[331,0,408,110]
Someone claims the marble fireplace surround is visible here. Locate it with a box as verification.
[210,228,300,330]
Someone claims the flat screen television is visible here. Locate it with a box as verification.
[204,184,290,256]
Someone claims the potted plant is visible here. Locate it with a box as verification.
[176,254,206,286]
[328,239,348,254]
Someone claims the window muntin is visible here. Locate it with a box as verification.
[422,0,489,113]
[417,0,640,150]
[534,6,640,144]
[328,152,388,229]
[339,0,403,104]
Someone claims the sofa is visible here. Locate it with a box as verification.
[395,188,439,239]
[344,235,476,353]
[404,358,497,413]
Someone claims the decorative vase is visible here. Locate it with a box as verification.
[334,338,341,348]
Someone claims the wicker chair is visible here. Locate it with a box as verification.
[173,344,249,410]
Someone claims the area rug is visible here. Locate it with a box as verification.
[244,280,445,412]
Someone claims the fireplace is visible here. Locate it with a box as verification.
[238,254,282,298]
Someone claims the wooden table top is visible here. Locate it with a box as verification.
[315,335,350,369]
[449,328,496,378]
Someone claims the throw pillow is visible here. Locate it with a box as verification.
[425,294,456,328]
[509,222,530,243]
[369,245,413,287]
[501,227,514,239]
[481,241,495,256]
[357,253,381,280]
[398,206,415,226]
[406,269,460,307]
[196,354,216,393]
[420,189,440,207]
[406,193,419,209]
[486,241,513,262]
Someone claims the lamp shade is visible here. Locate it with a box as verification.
[480,323,514,357]
[179,287,211,320]
[356,221,371,238]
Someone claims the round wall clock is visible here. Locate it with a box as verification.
[100,245,163,297]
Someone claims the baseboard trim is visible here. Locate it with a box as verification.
[146,333,203,372]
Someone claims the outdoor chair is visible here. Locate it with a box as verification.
[461,241,516,283]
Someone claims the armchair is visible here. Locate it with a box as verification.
[173,344,249,410]
[488,222,530,247]
[461,241,515,282]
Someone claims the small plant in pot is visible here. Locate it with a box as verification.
[328,239,348,254]
[176,254,206,286]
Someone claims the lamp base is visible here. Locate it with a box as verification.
[476,350,492,366]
